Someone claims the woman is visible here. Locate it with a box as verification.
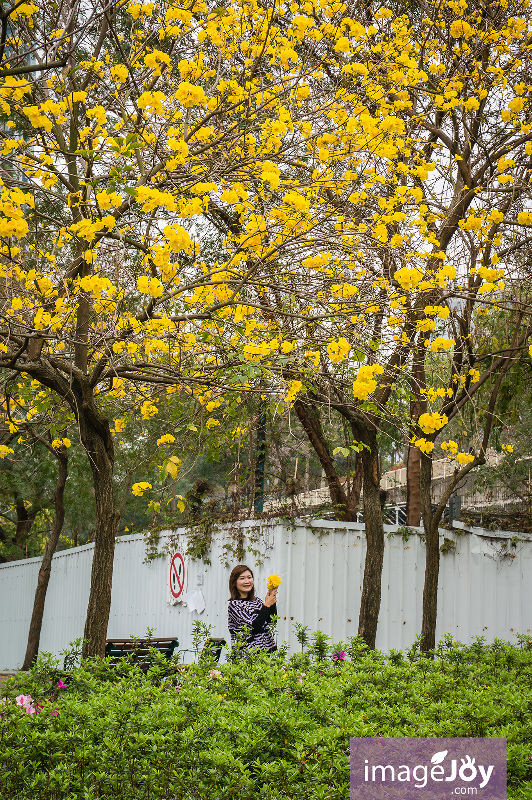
[228,564,278,653]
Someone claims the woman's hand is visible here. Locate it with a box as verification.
[264,587,278,607]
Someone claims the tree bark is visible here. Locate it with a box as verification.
[419,451,438,651]
[406,349,427,526]
[14,494,38,552]
[350,452,363,511]
[79,407,120,658]
[22,450,68,670]
[406,445,422,525]
[357,427,384,649]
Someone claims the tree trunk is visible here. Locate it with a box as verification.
[294,397,356,520]
[14,494,38,552]
[349,452,363,513]
[22,451,68,670]
[357,428,384,649]
[406,445,422,525]
[419,451,438,651]
[406,349,427,526]
[80,413,120,658]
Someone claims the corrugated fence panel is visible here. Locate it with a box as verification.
[1,521,531,669]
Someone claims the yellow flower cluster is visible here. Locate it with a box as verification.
[175,81,207,108]
[140,401,158,419]
[137,276,164,298]
[394,266,423,291]
[441,440,459,455]
[418,412,448,434]
[327,338,350,363]
[352,364,384,401]
[267,574,282,589]
[157,434,175,446]
[284,380,303,405]
[456,453,474,465]
[132,482,152,497]
[427,337,455,352]
[412,438,434,454]
[51,438,71,449]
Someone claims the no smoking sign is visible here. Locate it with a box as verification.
[168,551,187,605]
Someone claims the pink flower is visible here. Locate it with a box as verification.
[15,694,36,715]
[50,709,59,717]
[333,650,347,662]
[56,680,67,689]
[15,694,32,706]
[209,669,222,679]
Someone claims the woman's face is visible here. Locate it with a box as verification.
[236,570,254,597]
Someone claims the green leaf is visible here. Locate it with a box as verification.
[332,447,350,457]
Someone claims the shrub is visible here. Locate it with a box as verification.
[1,636,531,799]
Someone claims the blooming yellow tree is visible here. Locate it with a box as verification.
[0,0,375,655]
[192,0,532,647]
[2,0,532,657]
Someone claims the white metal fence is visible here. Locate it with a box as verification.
[1,519,531,670]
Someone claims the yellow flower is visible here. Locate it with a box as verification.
[157,434,175,445]
[138,90,166,114]
[441,440,458,455]
[450,20,472,38]
[175,81,207,108]
[267,574,282,590]
[456,453,474,465]
[282,190,309,213]
[51,437,72,449]
[141,401,158,419]
[413,438,434,454]
[284,380,303,404]
[132,482,152,496]
[418,412,448,434]
[394,266,423,291]
[144,49,171,76]
[427,337,455,352]
[327,338,351,363]
[352,364,384,401]
[110,64,128,83]
[280,341,294,353]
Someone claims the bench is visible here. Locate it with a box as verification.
[104,637,179,671]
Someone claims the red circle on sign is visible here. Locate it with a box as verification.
[169,552,185,598]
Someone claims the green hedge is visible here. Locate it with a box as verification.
[1,635,532,799]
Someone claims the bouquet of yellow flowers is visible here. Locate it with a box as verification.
[267,574,282,590]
